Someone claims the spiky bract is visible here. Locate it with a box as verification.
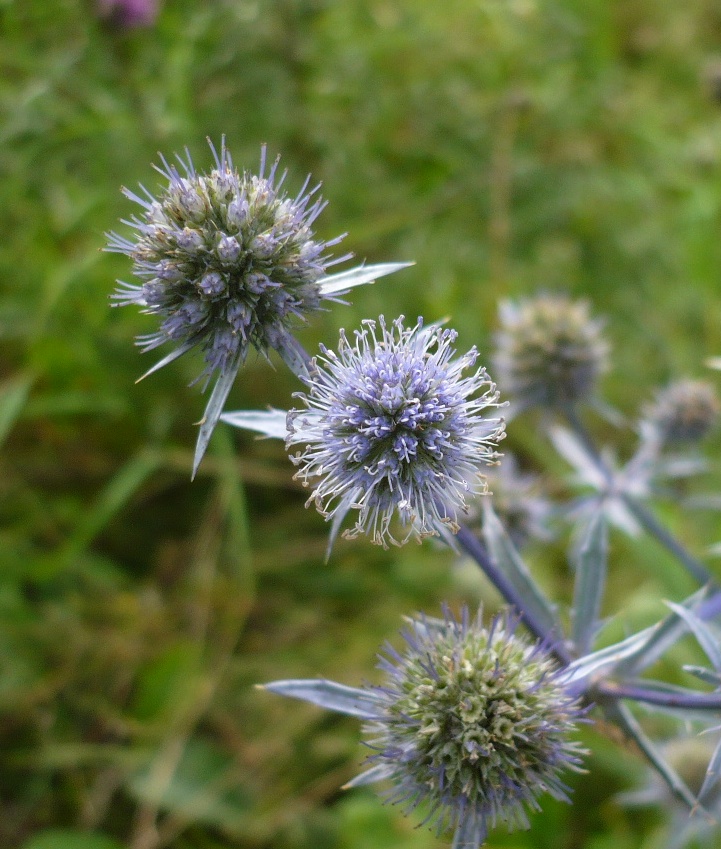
[286,316,506,548]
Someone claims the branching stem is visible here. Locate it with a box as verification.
[560,404,713,586]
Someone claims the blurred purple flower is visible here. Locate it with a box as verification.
[97,0,160,28]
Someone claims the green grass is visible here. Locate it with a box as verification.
[3,0,721,847]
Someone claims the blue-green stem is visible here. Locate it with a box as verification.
[456,525,572,665]
[595,680,721,711]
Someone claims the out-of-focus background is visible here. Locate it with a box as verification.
[3,1,721,847]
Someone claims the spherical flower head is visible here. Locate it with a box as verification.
[107,138,346,383]
[363,607,587,845]
[286,316,506,549]
[644,379,720,445]
[493,294,608,409]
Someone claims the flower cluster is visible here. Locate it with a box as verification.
[644,379,720,445]
[265,607,587,848]
[111,144,721,848]
[286,316,506,548]
[108,139,346,384]
[366,607,587,843]
[493,294,608,410]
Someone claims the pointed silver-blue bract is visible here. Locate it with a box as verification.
[603,701,700,813]
[261,679,381,719]
[481,500,564,645]
[261,606,587,849]
[286,316,506,549]
[219,408,288,440]
[571,511,608,656]
[665,601,721,672]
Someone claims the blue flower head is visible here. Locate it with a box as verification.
[107,138,347,385]
[286,316,506,549]
[359,607,588,846]
[263,606,588,848]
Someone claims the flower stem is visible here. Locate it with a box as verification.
[596,680,721,711]
[456,525,572,665]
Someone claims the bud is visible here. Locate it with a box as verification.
[644,379,720,445]
[493,294,608,409]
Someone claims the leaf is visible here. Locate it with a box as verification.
[318,261,414,296]
[21,831,124,849]
[548,424,608,490]
[127,738,251,830]
[614,585,713,677]
[481,502,564,647]
[566,587,714,685]
[565,628,665,689]
[684,665,721,687]
[260,679,381,719]
[571,510,608,654]
[0,373,34,447]
[131,641,202,721]
[698,735,721,805]
[210,423,255,593]
[57,447,162,569]
[219,408,288,439]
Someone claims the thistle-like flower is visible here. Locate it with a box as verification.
[286,316,506,549]
[643,379,720,445]
[264,606,588,848]
[108,139,347,384]
[493,294,608,410]
[108,139,409,475]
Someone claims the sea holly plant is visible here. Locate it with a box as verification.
[106,137,410,476]
[112,147,721,847]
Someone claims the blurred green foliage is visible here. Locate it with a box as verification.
[2,0,721,847]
